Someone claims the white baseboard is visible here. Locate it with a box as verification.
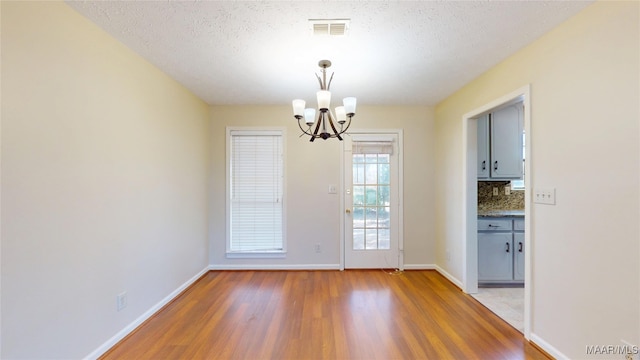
[530,333,568,360]
[84,267,209,360]
[403,263,437,270]
[432,264,464,289]
[209,264,341,270]
[399,264,464,290]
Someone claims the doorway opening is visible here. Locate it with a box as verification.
[462,85,531,339]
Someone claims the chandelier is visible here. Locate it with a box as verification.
[292,60,357,141]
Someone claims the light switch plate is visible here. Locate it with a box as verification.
[534,188,555,205]
[328,185,337,194]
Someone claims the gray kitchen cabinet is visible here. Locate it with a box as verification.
[513,218,525,231]
[478,232,513,281]
[513,232,525,281]
[477,115,490,179]
[477,102,524,180]
[478,217,524,285]
[478,218,512,231]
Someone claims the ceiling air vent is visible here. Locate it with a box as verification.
[309,19,350,36]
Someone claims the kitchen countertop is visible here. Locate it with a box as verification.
[478,209,525,217]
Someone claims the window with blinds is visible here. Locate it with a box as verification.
[227,129,285,254]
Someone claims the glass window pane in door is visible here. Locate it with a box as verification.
[354,164,365,185]
[353,229,365,250]
[353,185,365,206]
[365,207,377,228]
[377,185,390,206]
[353,206,364,228]
[378,206,390,228]
[352,147,393,252]
[378,164,390,184]
[365,230,377,250]
[365,164,377,184]
[365,186,377,206]
[378,229,390,249]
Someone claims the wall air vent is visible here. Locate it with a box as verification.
[309,19,350,36]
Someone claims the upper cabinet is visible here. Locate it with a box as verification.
[477,102,524,180]
[477,115,490,179]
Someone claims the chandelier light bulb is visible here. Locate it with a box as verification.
[292,99,305,119]
[304,108,316,126]
[343,97,357,116]
[317,90,331,112]
[335,106,347,124]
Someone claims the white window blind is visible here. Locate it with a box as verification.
[351,134,394,154]
[352,140,394,155]
[229,130,284,252]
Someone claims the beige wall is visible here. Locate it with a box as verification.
[1,2,210,358]
[435,1,639,358]
[209,105,436,268]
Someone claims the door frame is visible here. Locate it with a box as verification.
[462,84,532,339]
[340,129,404,271]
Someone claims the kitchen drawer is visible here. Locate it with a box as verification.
[478,219,512,231]
[514,218,525,231]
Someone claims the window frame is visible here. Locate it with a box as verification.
[226,127,287,258]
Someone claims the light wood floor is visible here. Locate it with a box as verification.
[101,270,549,360]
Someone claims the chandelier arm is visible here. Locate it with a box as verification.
[340,116,354,134]
[315,73,324,90]
[326,110,343,141]
[309,112,323,142]
[296,119,314,137]
[327,72,334,91]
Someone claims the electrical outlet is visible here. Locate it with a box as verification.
[505,186,511,195]
[314,243,321,253]
[116,292,127,311]
[493,187,499,196]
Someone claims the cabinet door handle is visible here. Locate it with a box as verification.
[494,161,498,171]
[482,160,486,171]
[518,242,523,252]
[488,224,500,228]
[505,242,510,253]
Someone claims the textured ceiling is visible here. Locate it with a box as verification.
[66,1,593,106]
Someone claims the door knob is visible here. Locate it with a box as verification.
[345,209,351,214]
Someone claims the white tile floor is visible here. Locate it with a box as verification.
[471,287,524,333]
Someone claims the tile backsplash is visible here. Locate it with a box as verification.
[478,181,524,211]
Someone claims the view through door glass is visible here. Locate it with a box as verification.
[352,153,390,250]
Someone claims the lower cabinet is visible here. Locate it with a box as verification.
[478,232,513,281]
[513,232,525,281]
[478,217,524,284]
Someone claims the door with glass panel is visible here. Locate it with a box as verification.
[344,134,400,269]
